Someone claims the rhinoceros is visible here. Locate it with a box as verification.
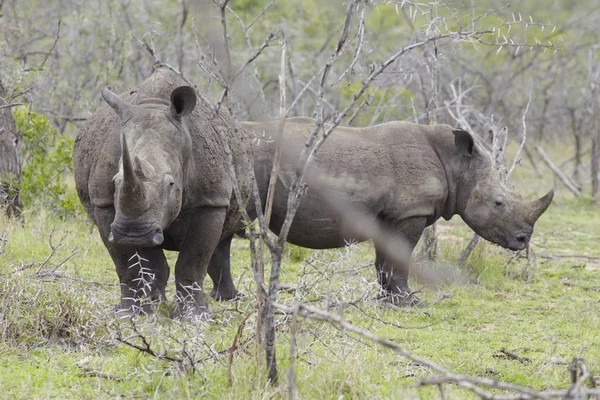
[206,117,554,305]
[73,66,251,318]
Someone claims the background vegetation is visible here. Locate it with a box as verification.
[1,0,600,398]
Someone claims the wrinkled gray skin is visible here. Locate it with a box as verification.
[73,67,251,318]
[207,117,554,305]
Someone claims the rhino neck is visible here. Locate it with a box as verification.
[426,127,460,221]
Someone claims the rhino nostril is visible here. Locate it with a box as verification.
[516,233,528,243]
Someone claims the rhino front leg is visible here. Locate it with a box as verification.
[207,234,243,301]
[375,216,427,307]
[94,207,170,314]
[172,206,226,320]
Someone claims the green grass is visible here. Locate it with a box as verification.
[1,166,599,399]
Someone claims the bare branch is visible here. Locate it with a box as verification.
[535,146,581,196]
[25,19,61,72]
[507,80,533,178]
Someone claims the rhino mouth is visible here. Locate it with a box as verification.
[109,222,164,247]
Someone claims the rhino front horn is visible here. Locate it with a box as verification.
[528,188,554,223]
[101,87,134,123]
[118,131,148,213]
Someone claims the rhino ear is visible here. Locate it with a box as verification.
[170,86,197,118]
[453,129,475,156]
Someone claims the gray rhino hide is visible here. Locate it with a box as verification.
[207,116,553,306]
[73,67,251,317]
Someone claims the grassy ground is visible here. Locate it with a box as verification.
[1,158,599,399]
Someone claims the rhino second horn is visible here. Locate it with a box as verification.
[527,188,554,223]
[101,87,134,122]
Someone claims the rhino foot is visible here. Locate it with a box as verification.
[171,298,212,322]
[209,287,244,301]
[380,291,425,307]
[114,298,162,318]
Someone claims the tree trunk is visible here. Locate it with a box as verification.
[592,133,600,205]
[569,108,582,186]
[0,81,22,217]
[591,92,600,205]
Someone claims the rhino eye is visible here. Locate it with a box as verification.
[495,199,504,207]
[165,175,175,188]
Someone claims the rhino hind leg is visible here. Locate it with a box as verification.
[374,216,427,307]
[171,206,227,321]
[207,234,243,301]
[94,207,169,316]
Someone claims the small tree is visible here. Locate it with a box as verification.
[0,80,22,217]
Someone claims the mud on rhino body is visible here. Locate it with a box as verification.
[207,117,554,305]
[73,67,251,318]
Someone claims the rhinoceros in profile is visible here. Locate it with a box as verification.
[73,66,251,318]
[207,117,554,305]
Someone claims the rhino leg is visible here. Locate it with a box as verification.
[94,207,169,315]
[207,234,242,301]
[375,217,427,307]
[171,206,227,321]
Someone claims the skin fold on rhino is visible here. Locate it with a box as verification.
[206,117,554,305]
[73,66,251,319]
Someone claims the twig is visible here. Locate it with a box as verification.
[0,228,7,256]
[458,234,480,266]
[0,103,22,110]
[541,253,600,260]
[287,303,300,400]
[493,348,531,364]
[36,272,118,287]
[535,145,581,196]
[332,5,366,86]
[507,80,533,178]
[33,227,66,275]
[78,368,123,381]
[227,308,255,388]
[232,32,278,83]
[39,248,78,276]
[114,318,183,364]
[25,20,61,72]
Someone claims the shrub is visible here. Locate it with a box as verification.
[12,106,81,219]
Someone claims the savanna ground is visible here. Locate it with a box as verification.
[0,143,599,400]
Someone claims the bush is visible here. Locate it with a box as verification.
[12,106,81,219]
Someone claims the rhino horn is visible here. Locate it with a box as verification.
[119,131,148,213]
[526,188,554,223]
[101,87,134,122]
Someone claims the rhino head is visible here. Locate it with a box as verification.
[450,129,554,251]
[102,86,197,247]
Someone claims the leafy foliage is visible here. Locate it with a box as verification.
[12,106,81,218]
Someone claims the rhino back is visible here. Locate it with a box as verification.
[241,118,450,247]
[246,118,448,214]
